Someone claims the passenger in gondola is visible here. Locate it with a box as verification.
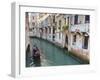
[32,45,41,66]
[35,47,41,66]
[32,45,37,60]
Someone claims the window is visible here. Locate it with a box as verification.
[32,22,35,26]
[59,20,61,26]
[53,27,55,34]
[65,35,68,44]
[73,35,76,42]
[83,36,89,49]
[74,15,78,24]
[45,27,47,33]
[59,20,61,30]
[73,35,76,45]
[53,27,56,41]
[53,15,55,23]
[70,16,73,25]
[49,27,51,34]
[64,18,66,24]
[67,17,69,25]
[85,15,90,23]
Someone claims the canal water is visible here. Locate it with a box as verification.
[26,37,86,67]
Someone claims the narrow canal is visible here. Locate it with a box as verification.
[26,37,87,67]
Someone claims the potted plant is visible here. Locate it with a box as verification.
[62,24,69,31]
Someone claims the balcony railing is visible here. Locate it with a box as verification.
[70,23,89,32]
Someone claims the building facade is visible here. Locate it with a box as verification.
[26,12,90,61]
[68,15,90,61]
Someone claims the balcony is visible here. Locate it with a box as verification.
[70,23,89,32]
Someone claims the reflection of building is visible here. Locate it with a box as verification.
[26,13,90,61]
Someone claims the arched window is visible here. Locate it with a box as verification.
[83,36,89,49]
[85,15,90,23]
[73,35,76,45]
[74,15,78,24]
[65,35,68,44]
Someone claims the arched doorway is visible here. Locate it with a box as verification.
[83,36,89,49]
[39,28,43,38]
[65,35,68,48]
[53,27,56,41]
[65,35,68,45]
